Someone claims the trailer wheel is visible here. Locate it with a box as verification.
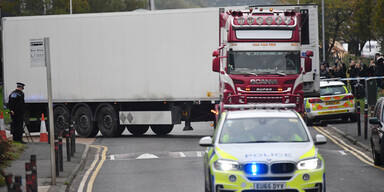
[54,105,70,135]
[73,104,98,137]
[96,104,119,137]
[151,125,174,136]
[127,125,149,136]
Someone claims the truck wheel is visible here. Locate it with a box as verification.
[53,105,70,135]
[96,104,119,137]
[73,104,98,137]
[127,125,149,136]
[151,125,174,136]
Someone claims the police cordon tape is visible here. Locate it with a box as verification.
[322,76,384,81]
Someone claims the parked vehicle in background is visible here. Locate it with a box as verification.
[211,4,320,115]
[304,80,356,125]
[2,8,220,137]
[369,97,384,165]
[199,108,327,192]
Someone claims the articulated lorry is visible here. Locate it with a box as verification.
[2,8,221,137]
[211,5,320,114]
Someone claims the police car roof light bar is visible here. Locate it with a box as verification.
[223,103,296,110]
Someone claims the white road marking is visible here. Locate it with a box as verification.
[179,152,186,157]
[110,155,115,160]
[136,153,159,159]
[338,150,347,156]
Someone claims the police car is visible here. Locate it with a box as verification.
[304,80,356,125]
[200,107,327,192]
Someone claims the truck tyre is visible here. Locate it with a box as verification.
[151,125,174,136]
[127,125,149,136]
[72,104,98,137]
[96,104,119,137]
[53,105,70,135]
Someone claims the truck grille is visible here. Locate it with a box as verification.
[247,96,283,103]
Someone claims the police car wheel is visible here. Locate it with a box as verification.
[305,117,314,126]
[127,125,149,136]
[350,115,357,122]
[371,139,381,166]
[151,125,174,136]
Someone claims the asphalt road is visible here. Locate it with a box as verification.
[70,121,384,192]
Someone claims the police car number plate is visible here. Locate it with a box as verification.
[254,182,285,190]
[326,101,339,105]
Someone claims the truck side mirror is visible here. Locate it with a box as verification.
[304,50,313,73]
[212,57,220,72]
[212,50,220,72]
[212,50,220,57]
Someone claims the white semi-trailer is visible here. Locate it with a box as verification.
[2,8,220,137]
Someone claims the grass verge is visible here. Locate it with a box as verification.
[0,140,26,187]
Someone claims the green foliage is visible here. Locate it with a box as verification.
[0,139,25,187]
[281,0,381,62]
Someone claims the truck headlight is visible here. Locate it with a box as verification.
[297,158,322,170]
[214,159,240,171]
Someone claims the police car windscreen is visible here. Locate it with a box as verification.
[320,86,346,96]
[219,117,309,144]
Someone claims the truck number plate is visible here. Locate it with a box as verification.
[254,182,285,190]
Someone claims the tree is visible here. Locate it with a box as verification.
[372,0,384,52]
[343,0,374,56]
[0,0,22,16]
[23,0,45,15]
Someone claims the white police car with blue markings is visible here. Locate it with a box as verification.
[200,108,327,192]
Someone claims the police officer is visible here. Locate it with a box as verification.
[8,82,26,143]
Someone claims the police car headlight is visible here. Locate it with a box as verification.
[214,159,240,171]
[297,158,322,170]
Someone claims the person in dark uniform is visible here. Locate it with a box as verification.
[8,82,26,143]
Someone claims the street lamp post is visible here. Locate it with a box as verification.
[70,0,73,14]
[322,0,326,62]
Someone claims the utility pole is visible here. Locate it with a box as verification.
[322,0,326,62]
[70,0,73,14]
[149,0,155,10]
[44,37,56,185]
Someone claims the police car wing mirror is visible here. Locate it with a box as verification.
[314,134,327,145]
[369,117,380,125]
[199,136,213,147]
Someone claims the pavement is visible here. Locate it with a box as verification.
[320,115,372,152]
[0,133,91,192]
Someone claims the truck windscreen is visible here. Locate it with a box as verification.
[227,51,301,75]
